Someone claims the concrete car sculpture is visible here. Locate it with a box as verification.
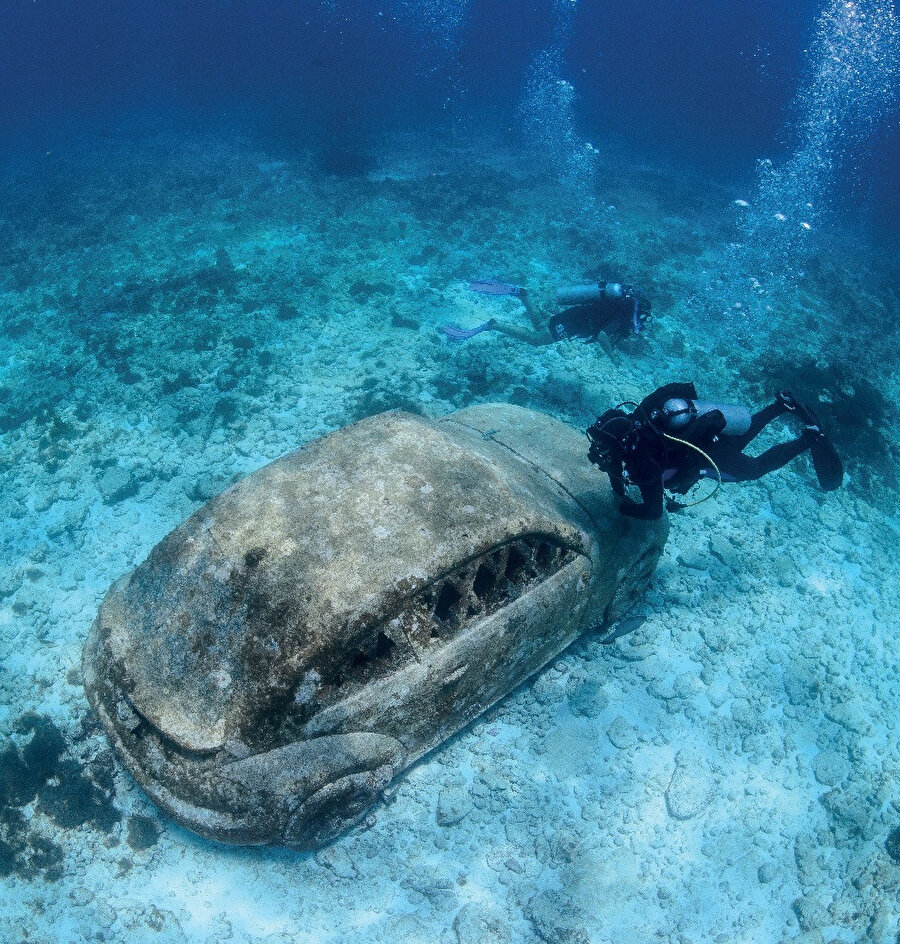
[82,403,667,849]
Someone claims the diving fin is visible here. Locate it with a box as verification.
[779,390,844,491]
[807,430,844,491]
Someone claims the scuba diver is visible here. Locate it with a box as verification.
[443,279,651,350]
[586,382,843,520]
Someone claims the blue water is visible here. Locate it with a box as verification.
[0,2,898,942]
[2,0,897,228]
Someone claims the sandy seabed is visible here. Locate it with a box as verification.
[0,128,897,944]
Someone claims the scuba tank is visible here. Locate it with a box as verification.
[556,282,624,306]
[654,398,752,436]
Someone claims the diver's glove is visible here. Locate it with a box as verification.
[664,496,687,513]
[587,440,604,467]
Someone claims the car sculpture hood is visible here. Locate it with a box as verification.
[82,403,667,848]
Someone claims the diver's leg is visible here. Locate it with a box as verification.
[728,400,787,450]
[490,319,555,346]
[717,436,809,482]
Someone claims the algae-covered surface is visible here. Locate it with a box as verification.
[0,127,897,944]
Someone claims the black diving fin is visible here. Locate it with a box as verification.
[807,429,844,491]
[779,390,843,492]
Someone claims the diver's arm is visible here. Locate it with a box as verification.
[608,467,627,498]
[518,288,546,330]
[618,478,665,520]
[594,329,619,363]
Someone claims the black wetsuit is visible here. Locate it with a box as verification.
[604,382,810,520]
[549,289,648,342]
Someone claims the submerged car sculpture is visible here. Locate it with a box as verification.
[83,403,666,848]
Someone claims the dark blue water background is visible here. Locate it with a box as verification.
[1,0,896,234]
